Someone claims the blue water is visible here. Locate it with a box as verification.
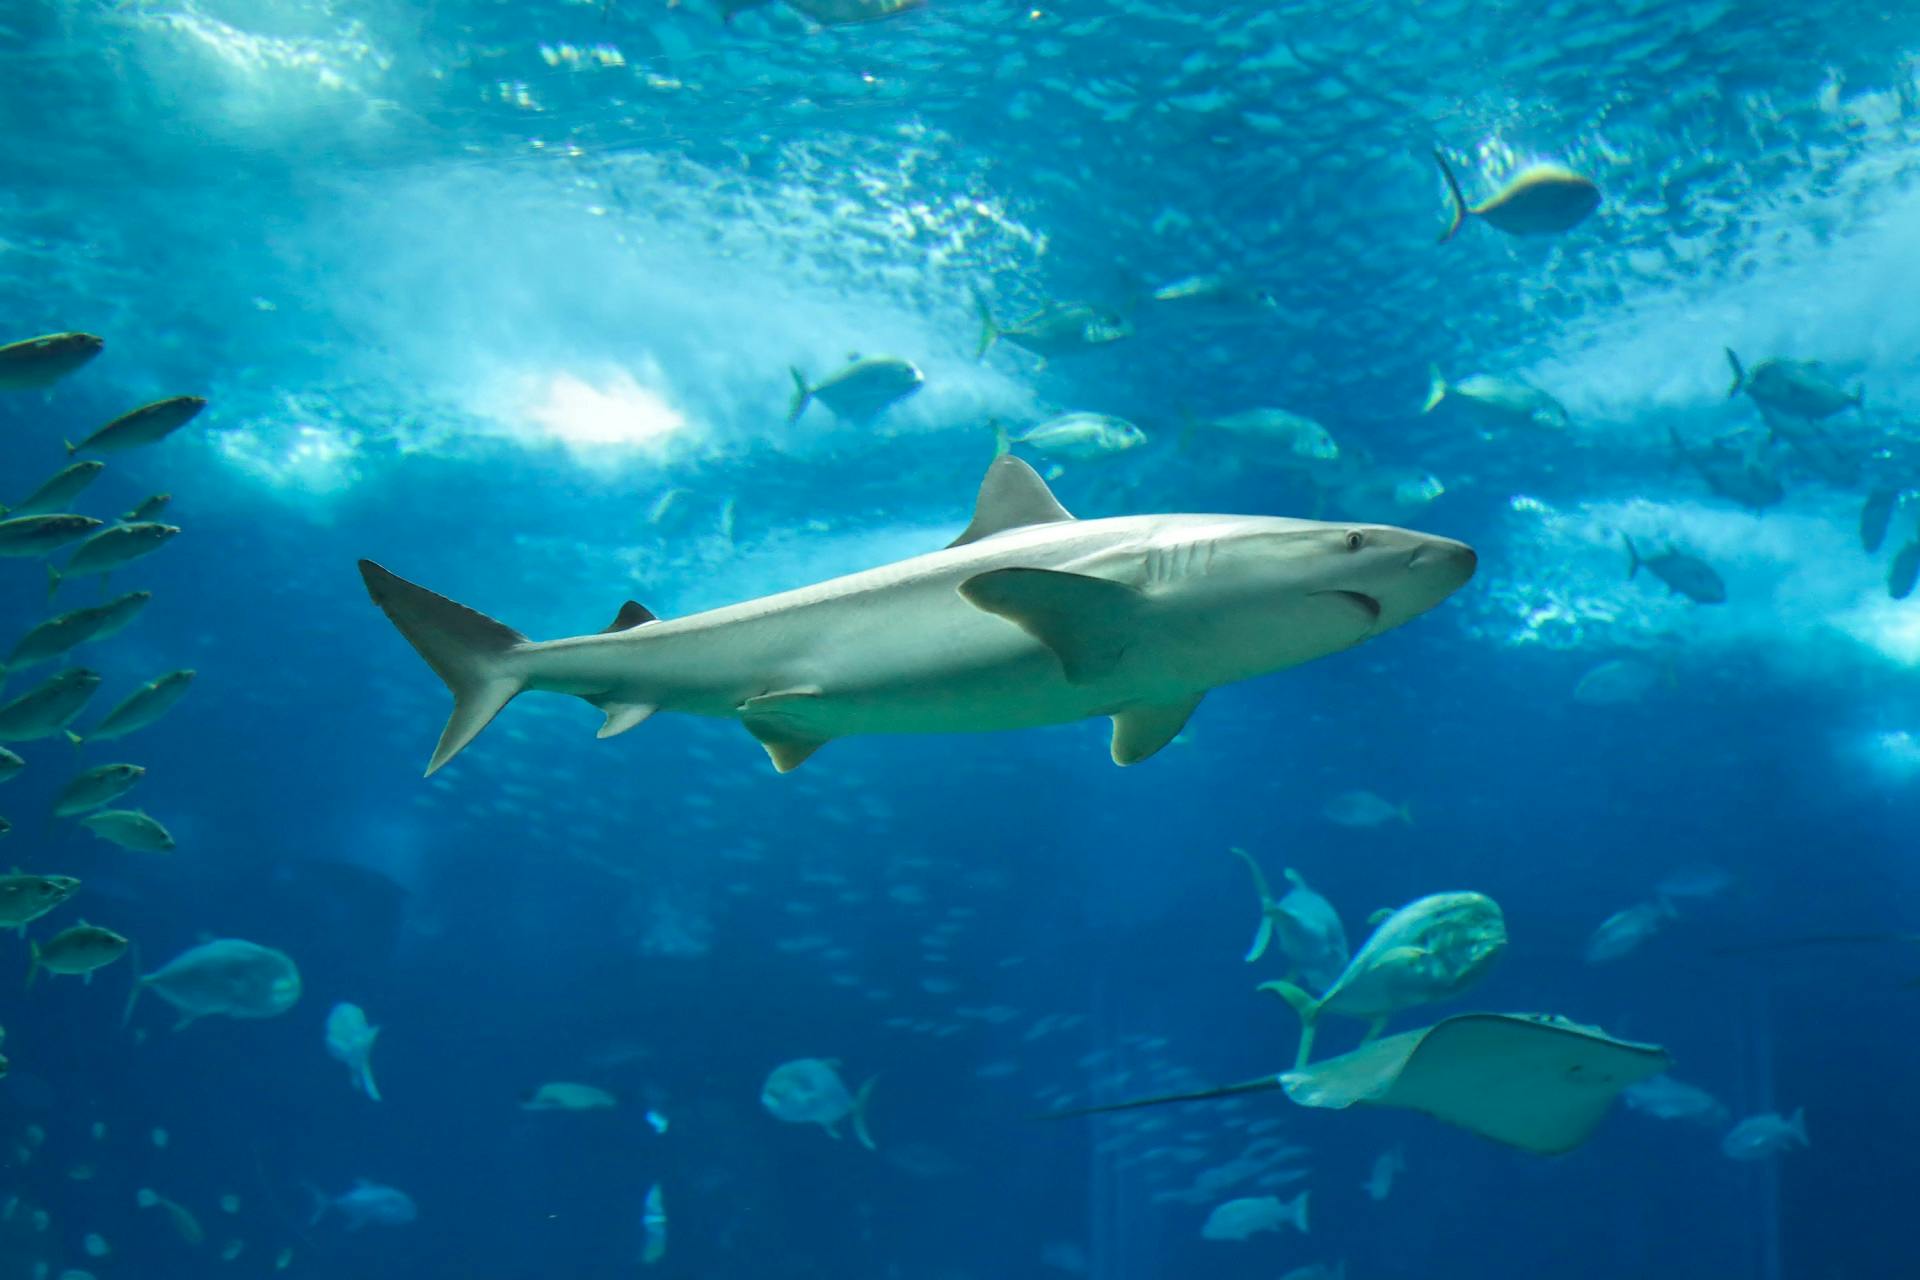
[3,1,1919,1277]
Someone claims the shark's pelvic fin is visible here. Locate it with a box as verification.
[1108,693,1202,765]
[740,687,830,772]
[596,702,658,738]
[947,455,1076,549]
[358,560,530,776]
[958,566,1144,683]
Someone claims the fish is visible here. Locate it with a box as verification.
[975,294,1133,362]
[1361,1145,1405,1201]
[1623,534,1726,604]
[1862,489,1900,553]
[1423,368,1568,429]
[1656,864,1733,902]
[787,356,923,425]
[1726,350,1859,420]
[1584,899,1678,964]
[1667,427,1784,510]
[639,1184,666,1265]
[124,938,301,1029]
[1890,538,1920,601]
[1321,790,1410,828]
[1433,150,1600,242]
[28,922,128,986]
[324,1003,381,1101]
[1279,1264,1347,1280]
[521,1082,617,1110]
[0,669,101,741]
[1261,891,1507,1067]
[360,455,1476,776]
[0,514,103,558]
[0,332,104,390]
[1573,656,1661,706]
[51,764,144,818]
[1185,409,1338,466]
[726,0,925,25]
[997,413,1147,461]
[79,808,174,852]
[67,395,207,455]
[306,1180,417,1230]
[1145,274,1278,314]
[123,494,171,523]
[49,522,179,596]
[3,593,151,674]
[1623,1074,1730,1127]
[0,873,79,933]
[1721,1108,1808,1159]
[761,1058,877,1148]
[1199,1190,1309,1241]
[1229,849,1348,993]
[3,462,105,519]
[646,1109,669,1134]
[70,670,194,744]
[135,1188,204,1245]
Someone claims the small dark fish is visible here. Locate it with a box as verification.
[1726,349,1860,420]
[1668,427,1783,511]
[975,293,1133,362]
[1434,150,1600,243]
[1890,539,1920,601]
[1861,489,1899,554]
[1624,534,1726,604]
[0,333,103,391]
[67,395,206,456]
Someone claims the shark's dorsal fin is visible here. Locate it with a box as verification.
[958,567,1143,684]
[600,601,657,633]
[947,456,1075,549]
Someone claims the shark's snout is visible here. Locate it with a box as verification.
[1411,536,1477,591]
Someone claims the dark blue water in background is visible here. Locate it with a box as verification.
[3,1,1919,1277]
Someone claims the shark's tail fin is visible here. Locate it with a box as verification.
[1432,149,1469,244]
[1421,365,1447,414]
[1259,979,1323,1068]
[851,1075,879,1152]
[121,939,145,1027]
[785,367,813,425]
[358,561,530,776]
[1621,532,1645,580]
[973,291,1000,360]
[1725,348,1746,399]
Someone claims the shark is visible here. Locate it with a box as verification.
[360,456,1475,775]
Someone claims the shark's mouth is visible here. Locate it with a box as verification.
[1312,590,1382,623]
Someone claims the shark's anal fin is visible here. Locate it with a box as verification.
[946,456,1076,548]
[595,702,658,739]
[958,567,1144,684]
[740,687,829,773]
[1108,693,1202,765]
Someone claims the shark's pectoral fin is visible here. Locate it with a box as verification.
[1108,693,1202,765]
[740,687,830,773]
[947,456,1076,548]
[595,702,658,739]
[958,567,1145,684]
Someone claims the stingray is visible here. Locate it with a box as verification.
[1048,1013,1668,1156]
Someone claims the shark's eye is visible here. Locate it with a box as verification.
[1345,530,1365,551]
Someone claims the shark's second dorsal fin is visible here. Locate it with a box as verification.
[600,601,658,633]
[947,455,1075,549]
